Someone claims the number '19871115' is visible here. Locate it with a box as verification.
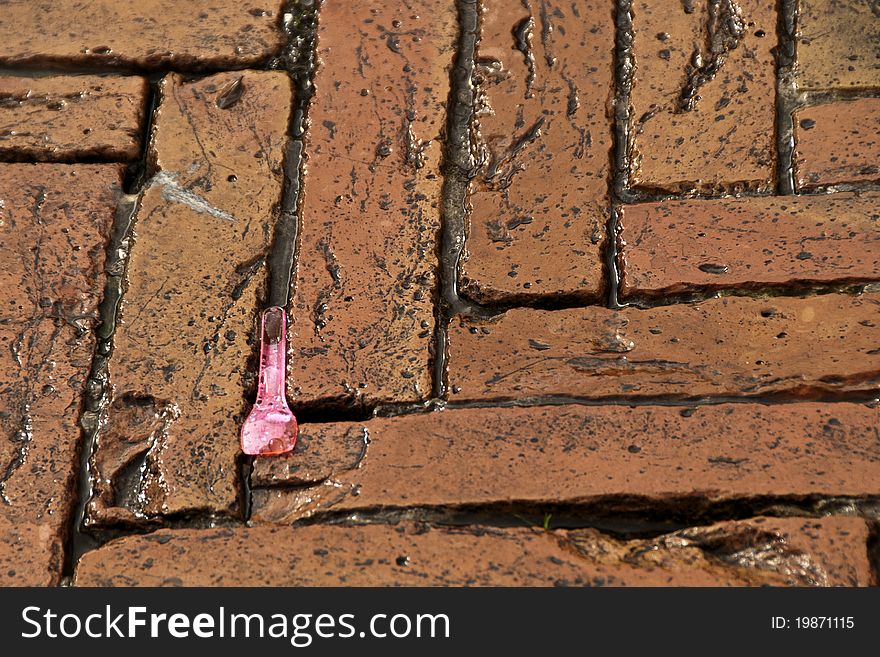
[771,617,854,629]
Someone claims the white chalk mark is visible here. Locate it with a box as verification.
[149,171,236,222]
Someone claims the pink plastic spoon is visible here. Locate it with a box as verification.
[240,306,298,456]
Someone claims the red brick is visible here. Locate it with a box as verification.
[629,0,776,192]
[251,403,880,522]
[0,1,284,71]
[619,193,880,296]
[89,72,291,522]
[794,99,880,189]
[288,1,457,407]
[447,293,880,400]
[73,517,872,586]
[0,163,120,583]
[0,516,64,587]
[251,424,366,488]
[796,0,880,90]
[0,75,147,162]
[460,0,613,303]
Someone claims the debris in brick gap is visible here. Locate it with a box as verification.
[216,76,245,110]
[241,307,298,456]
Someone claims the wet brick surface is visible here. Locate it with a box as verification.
[1,0,879,587]
[0,164,120,584]
[0,516,64,587]
[288,0,457,408]
[629,0,777,192]
[460,0,613,303]
[250,403,880,523]
[795,0,880,90]
[89,71,291,522]
[0,75,148,162]
[793,98,880,190]
[74,517,871,586]
[448,293,880,401]
[0,1,285,71]
[619,193,880,295]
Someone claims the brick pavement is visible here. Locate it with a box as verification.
[628,0,777,193]
[461,0,613,303]
[0,0,878,587]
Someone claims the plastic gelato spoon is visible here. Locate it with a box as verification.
[240,306,298,456]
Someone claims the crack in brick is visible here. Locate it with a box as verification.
[676,0,746,113]
[191,255,265,403]
[483,116,545,184]
[511,15,536,98]
[0,186,63,506]
[93,393,179,516]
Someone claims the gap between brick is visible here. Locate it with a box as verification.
[267,495,880,538]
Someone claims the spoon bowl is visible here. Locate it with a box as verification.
[240,307,298,456]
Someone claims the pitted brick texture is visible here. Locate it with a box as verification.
[288,0,457,407]
[447,293,880,401]
[0,1,285,71]
[250,403,880,524]
[793,99,880,189]
[629,0,777,192]
[90,71,291,522]
[0,164,119,584]
[0,75,147,162]
[461,0,613,303]
[1,0,878,589]
[619,193,880,296]
[795,0,880,90]
[74,517,872,587]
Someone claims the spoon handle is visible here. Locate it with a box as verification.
[240,307,298,456]
[256,306,288,405]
